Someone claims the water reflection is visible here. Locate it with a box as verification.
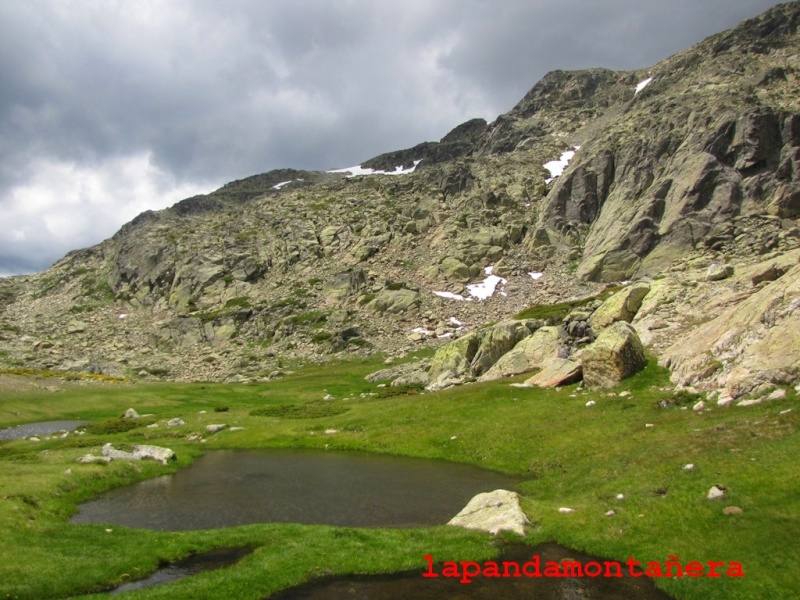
[267,543,674,600]
[0,420,87,440]
[72,449,520,530]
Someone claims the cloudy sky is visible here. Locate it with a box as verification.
[0,0,787,276]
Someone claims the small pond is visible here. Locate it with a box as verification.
[107,547,254,595]
[72,449,520,530]
[267,542,674,600]
[0,420,88,440]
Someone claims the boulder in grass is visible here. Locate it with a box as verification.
[448,489,529,536]
[101,443,175,465]
[582,321,646,389]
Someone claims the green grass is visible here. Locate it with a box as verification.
[0,355,797,599]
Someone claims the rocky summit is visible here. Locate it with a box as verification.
[0,2,799,404]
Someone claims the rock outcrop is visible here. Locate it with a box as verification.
[0,2,798,392]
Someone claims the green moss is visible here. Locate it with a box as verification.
[514,286,622,323]
[224,296,252,310]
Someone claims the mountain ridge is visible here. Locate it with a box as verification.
[0,1,798,395]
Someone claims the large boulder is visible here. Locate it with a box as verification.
[366,289,421,314]
[588,282,651,331]
[447,489,530,536]
[582,321,647,388]
[470,320,538,376]
[427,333,480,388]
[323,268,367,304]
[439,256,471,281]
[427,319,540,388]
[480,325,565,381]
[525,358,583,388]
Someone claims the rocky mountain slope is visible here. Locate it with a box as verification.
[0,2,798,400]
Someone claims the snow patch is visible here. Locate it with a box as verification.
[434,267,507,302]
[449,317,464,327]
[437,332,453,339]
[544,146,580,184]
[271,180,292,190]
[433,291,470,301]
[411,327,431,336]
[328,160,422,178]
[466,266,507,300]
[528,272,543,280]
[635,77,653,95]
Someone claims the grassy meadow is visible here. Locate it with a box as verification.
[0,354,797,599]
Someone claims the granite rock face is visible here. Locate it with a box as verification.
[0,2,798,394]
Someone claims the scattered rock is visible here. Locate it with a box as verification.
[616,494,625,500]
[558,507,575,514]
[708,485,725,500]
[77,454,112,465]
[447,489,530,536]
[585,400,596,407]
[206,424,228,434]
[605,510,616,517]
[706,264,734,281]
[122,408,140,419]
[693,400,705,411]
[723,506,744,515]
[66,321,87,334]
[167,418,185,427]
[101,443,176,465]
[683,464,695,471]
[766,389,787,400]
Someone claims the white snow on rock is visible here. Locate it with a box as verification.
[433,291,470,301]
[466,266,507,300]
[328,160,421,178]
[449,317,464,327]
[635,77,653,95]
[544,147,580,184]
[271,180,292,190]
[528,272,543,280]
[433,267,507,302]
[411,327,431,335]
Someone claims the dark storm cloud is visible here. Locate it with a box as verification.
[0,0,788,275]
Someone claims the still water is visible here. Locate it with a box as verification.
[0,420,87,440]
[72,448,520,530]
[268,543,674,600]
